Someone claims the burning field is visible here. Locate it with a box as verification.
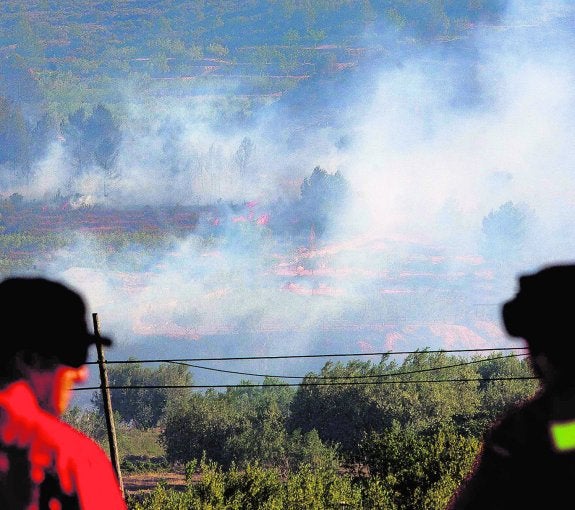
[2,197,514,367]
[2,3,574,382]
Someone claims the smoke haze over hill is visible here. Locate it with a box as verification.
[3,1,575,395]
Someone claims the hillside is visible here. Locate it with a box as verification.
[0,0,508,120]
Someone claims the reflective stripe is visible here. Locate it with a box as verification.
[550,420,575,452]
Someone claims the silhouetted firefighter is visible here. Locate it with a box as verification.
[0,277,126,509]
[448,264,575,509]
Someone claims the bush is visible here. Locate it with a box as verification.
[129,459,379,509]
[121,456,169,473]
[359,423,480,509]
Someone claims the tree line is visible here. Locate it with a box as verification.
[0,96,121,176]
[68,350,538,509]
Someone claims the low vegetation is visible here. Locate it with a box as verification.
[64,351,538,509]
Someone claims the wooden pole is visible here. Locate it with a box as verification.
[92,312,125,498]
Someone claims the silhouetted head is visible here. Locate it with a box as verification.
[502,264,575,370]
[0,276,112,382]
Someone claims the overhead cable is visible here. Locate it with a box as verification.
[74,374,539,391]
[165,353,529,380]
[85,346,529,365]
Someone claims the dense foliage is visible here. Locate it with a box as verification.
[67,352,538,509]
[91,360,194,428]
[129,458,381,510]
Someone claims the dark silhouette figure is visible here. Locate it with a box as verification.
[0,277,126,509]
[448,264,575,509]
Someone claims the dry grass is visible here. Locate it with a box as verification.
[123,471,187,496]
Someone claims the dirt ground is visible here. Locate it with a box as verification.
[122,471,187,497]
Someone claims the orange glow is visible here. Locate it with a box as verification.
[27,366,88,416]
[0,381,127,508]
[53,366,88,415]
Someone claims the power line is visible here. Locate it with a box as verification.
[166,353,529,380]
[74,374,539,391]
[85,346,529,365]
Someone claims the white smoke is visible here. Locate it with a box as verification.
[19,0,575,366]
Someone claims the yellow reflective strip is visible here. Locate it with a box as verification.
[550,420,575,452]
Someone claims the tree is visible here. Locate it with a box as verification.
[225,399,291,469]
[30,112,58,161]
[86,104,122,171]
[62,107,89,169]
[360,422,480,509]
[387,351,480,432]
[288,359,388,455]
[161,389,251,466]
[271,166,350,238]
[62,104,122,173]
[469,352,538,434]
[299,166,349,235]
[222,379,337,473]
[162,378,338,472]
[234,137,254,177]
[288,352,481,459]
[0,95,31,172]
[481,201,535,263]
[91,360,193,429]
[162,378,298,468]
[62,405,107,443]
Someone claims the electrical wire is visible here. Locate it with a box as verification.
[73,374,539,391]
[165,352,529,380]
[75,347,535,391]
[85,346,529,365]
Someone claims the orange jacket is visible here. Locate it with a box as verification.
[0,381,126,510]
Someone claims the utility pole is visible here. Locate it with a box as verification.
[93,313,125,498]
